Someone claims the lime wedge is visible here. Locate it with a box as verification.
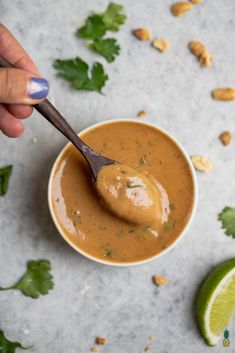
[196,258,235,346]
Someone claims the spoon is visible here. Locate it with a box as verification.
[0,57,116,179]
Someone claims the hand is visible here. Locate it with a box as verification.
[0,24,49,137]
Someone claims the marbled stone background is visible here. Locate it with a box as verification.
[0,0,235,352]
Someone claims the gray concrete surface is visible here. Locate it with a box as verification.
[0,0,235,352]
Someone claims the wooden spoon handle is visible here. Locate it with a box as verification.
[35,98,85,152]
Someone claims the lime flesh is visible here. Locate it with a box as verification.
[196,258,235,346]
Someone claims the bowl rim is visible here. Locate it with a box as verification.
[48,118,198,267]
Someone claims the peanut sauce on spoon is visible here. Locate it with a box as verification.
[96,164,168,227]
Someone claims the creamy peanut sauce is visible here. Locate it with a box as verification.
[96,164,168,228]
[51,121,194,263]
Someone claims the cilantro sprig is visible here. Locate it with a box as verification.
[77,2,126,63]
[0,165,13,196]
[77,3,126,39]
[0,330,32,352]
[54,3,126,92]
[219,207,235,238]
[54,58,108,93]
[0,260,54,299]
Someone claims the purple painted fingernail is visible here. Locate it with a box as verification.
[28,77,49,99]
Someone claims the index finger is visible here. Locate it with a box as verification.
[0,23,39,75]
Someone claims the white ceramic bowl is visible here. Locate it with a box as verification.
[48,119,198,267]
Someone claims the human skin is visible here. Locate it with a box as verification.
[0,24,49,137]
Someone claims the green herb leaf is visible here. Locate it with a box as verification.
[77,3,127,39]
[218,207,235,238]
[0,329,31,352]
[139,156,148,165]
[224,329,229,339]
[89,62,109,92]
[116,230,125,238]
[0,165,13,196]
[101,3,127,32]
[89,38,120,63]
[101,245,115,258]
[0,260,54,299]
[54,57,108,93]
[77,15,106,39]
[164,220,176,231]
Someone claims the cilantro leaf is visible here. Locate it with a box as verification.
[54,57,108,93]
[77,15,106,39]
[88,62,109,92]
[100,3,127,32]
[0,260,54,299]
[54,57,88,82]
[0,165,13,196]
[89,38,120,63]
[218,207,235,238]
[77,3,127,39]
[0,329,31,352]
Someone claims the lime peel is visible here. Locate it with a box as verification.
[196,258,235,346]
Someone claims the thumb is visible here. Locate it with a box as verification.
[0,68,49,104]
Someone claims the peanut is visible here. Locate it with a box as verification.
[152,275,168,286]
[219,131,232,146]
[199,53,213,68]
[132,28,152,41]
[189,41,213,68]
[189,0,203,4]
[191,156,213,172]
[171,2,193,16]
[152,38,170,53]
[189,41,206,57]
[90,348,100,353]
[96,337,107,345]
[212,89,235,101]
[137,110,147,117]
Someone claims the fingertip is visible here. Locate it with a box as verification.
[0,104,25,137]
[11,119,25,137]
[0,69,49,105]
[2,118,24,138]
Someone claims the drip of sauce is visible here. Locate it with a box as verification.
[96,164,169,228]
